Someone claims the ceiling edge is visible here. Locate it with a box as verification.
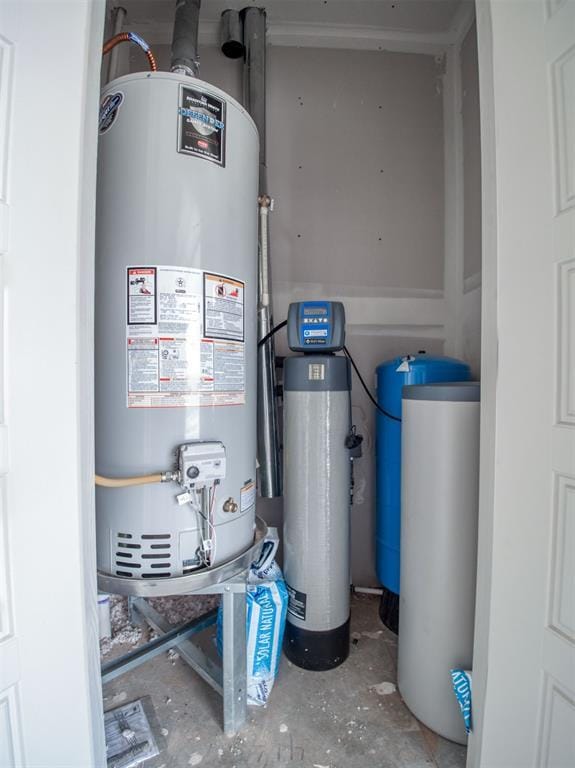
[126,11,475,56]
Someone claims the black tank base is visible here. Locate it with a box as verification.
[283,617,350,671]
[379,587,399,634]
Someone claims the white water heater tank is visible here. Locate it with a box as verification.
[95,72,259,579]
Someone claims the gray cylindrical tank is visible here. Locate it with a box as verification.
[95,72,259,578]
[282,355,351,670]
[398,382,480,744]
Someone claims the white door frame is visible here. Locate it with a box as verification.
[467,1,498,762]
[0,1,106,765]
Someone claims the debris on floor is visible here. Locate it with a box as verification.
[100,595,219,659]
[100,596,143,657]
[102,594,467,768]
[371,681,397,695]
[104,697,160,768]
[148,595,220,627]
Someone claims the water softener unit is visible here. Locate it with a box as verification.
[375,354,471,631]
[283,301,352,670]
[95,71,259,578]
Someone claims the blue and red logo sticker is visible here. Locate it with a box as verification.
[99,91,124,134]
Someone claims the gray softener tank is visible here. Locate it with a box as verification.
[95,72,259,578]
[282,301,352,670]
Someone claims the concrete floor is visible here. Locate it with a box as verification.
[102,594,466,768]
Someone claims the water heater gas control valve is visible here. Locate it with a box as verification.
[177,441,226,490]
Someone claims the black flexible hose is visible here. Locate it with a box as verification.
[343,346,401,423]
[257,319,287,348]
[256,319,402,423]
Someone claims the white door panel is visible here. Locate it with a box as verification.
[0,1,105,765]
[0,11,22,766]
[542,0,575,759]
[0,686,23,768]
[473,1,575,766]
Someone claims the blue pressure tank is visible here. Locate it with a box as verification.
[375,354,471,630]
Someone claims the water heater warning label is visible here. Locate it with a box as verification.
[240,481,256,512]
[127,268,156,324]
[126,265,245,408]
[204,273,244,341]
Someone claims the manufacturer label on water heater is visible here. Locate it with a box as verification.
[177,86,226,166]
[99,91,124,134]
[126,265,245,408]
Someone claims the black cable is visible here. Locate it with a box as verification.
[256,318,401,423]
[258,319,287,348]
[343,345,402,423]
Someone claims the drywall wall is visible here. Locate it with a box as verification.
[125,43,447,586]
[461,22,482,378]
[267,47,445,293]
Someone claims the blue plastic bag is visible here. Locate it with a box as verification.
[217,538,288,706]
[450,669,472,734]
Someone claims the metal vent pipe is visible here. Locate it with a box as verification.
[242,7,267,190]
[220,9,244,59]
[171,0,201,77]
[241,6,282,498]
[106,6,127,83]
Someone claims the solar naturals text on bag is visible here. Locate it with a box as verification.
[217,537,288,706]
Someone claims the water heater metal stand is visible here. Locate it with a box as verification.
[98,517,268,736]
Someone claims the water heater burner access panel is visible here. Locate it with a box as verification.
[287,301,346,353]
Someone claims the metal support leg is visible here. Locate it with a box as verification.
[130,597,223,695]
[222,584,247,736]
[101,605,218,685]
[128,595,144,626]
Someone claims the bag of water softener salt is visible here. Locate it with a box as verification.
[217,537,288,706]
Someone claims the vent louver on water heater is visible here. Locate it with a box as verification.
[95,6,259,578]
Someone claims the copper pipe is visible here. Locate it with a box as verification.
[102,32,157,72]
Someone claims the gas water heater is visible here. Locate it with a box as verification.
[95,72,259,578]
[283,301,352,670]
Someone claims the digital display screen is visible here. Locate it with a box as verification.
[303,306,327,316]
